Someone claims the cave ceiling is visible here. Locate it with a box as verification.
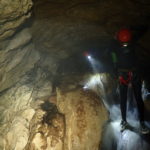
[0,0,150,63]
[31,0,150,64]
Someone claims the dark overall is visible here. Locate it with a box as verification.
[114,45,145,122]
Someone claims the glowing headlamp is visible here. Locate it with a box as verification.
[87,55,92,60]
[123,43,128,47]
[83,51,92,61]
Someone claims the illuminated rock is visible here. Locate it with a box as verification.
[0,0,33,40]
[0,28,40,92]
[56,88,108,150]
[3,109,35,150]
[23,87,108,150]
[25,106,65,150]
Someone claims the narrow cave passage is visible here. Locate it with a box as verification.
[0,0,150,150]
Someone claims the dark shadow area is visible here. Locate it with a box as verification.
[41,101,60,125]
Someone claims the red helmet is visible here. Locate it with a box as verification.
[116,28,132,43]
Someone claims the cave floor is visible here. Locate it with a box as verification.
[112,120,150,150]
[101,105,150,150]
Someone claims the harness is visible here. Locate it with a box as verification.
[119,71,132,85]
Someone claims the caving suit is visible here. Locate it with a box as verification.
[111,44,145,123]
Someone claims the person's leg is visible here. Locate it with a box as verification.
[120,83,128,122]
[119,83,129,131]
[131,73,144,122]
[132,73,149,134]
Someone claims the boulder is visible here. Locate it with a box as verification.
[56,88,108,150]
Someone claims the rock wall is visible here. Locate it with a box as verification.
[0,1,54,149]
[0,28,40,92]
[0,0,33,40]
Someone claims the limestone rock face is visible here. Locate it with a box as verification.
[0,28,40,92]
[56,88,108,150]
[25,102,65,150]
[0,51,108,150]
[3,108,35,150]
[24,88,108,150]
[0,68,53,150]
[0,0,33,40]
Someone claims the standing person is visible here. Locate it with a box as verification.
[111,28,149,134]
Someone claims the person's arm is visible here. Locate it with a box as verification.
[111,51,117,67]
[111,50,118,77]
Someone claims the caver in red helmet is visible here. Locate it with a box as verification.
[116,28,132,43]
